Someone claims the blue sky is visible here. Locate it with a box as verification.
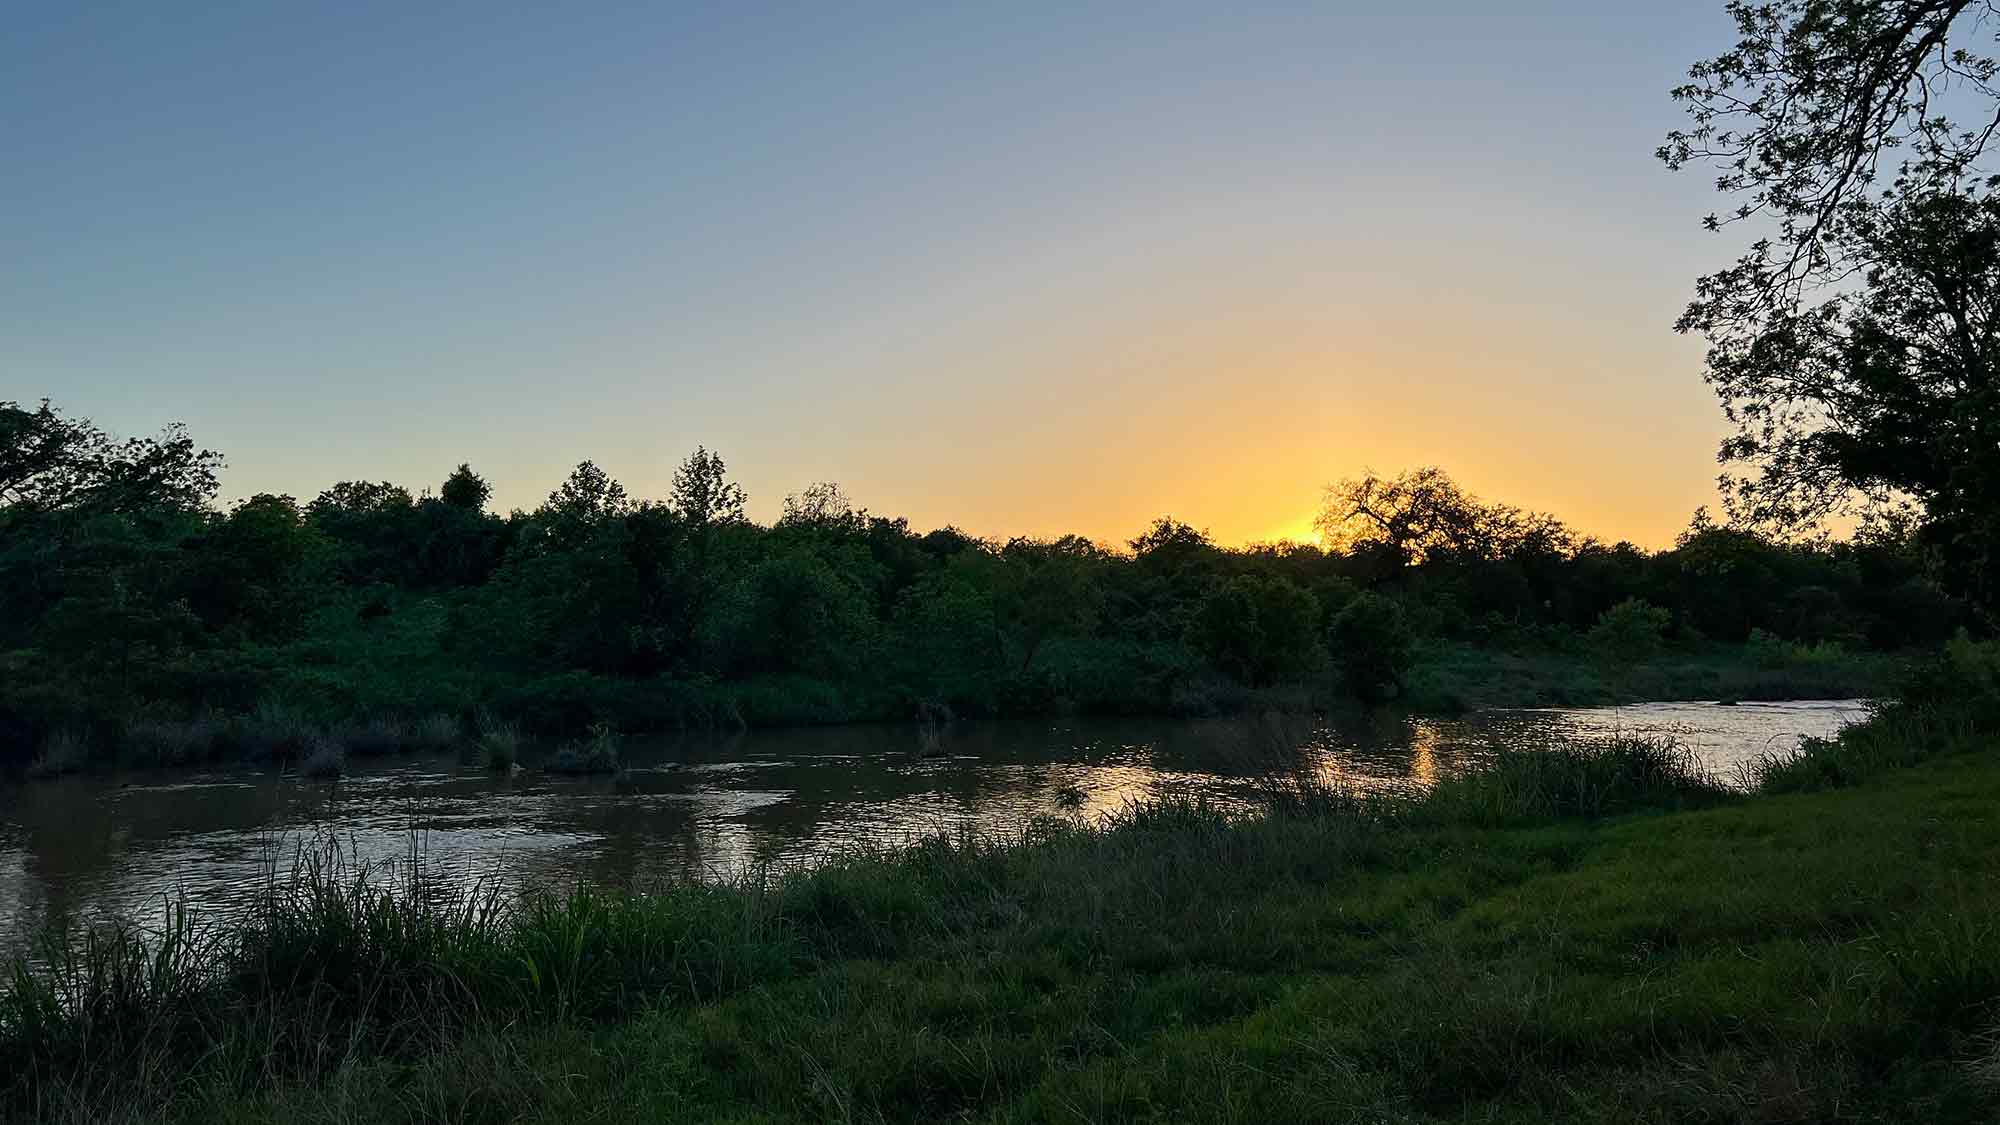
[6,2,1740,545]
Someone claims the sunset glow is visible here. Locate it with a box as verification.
[8,2,1734,548]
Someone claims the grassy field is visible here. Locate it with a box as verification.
[5,699,1996,1123]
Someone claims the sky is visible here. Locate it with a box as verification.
[5,2,1744,548]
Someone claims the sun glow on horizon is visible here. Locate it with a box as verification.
[1250,513,1324,548]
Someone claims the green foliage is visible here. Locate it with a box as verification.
[537,461,631,550]
[1328,591,1413,702]
[1664,6,2000,615]
[0,402,1971,768]
[1587,597,1672,660]
[993,536,1106,676]
[1188,574,1320,687]
[717,551,875,678]
[0,399,220,516]
[669,446,747,527]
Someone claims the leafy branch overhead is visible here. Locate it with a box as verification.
[1667,1,2000,614]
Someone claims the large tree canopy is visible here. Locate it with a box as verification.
[1666,0,2000,610]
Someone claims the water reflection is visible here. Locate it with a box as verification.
[0,700,1866,948]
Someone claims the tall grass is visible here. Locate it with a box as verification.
[298,735,345,780]
[410,712,462,753]
[476,714,523,771]
[1223,710,1728,825]
[122,716,227,767]
[333,717,408,757]
[25,730,87,779]
[28,707,474,779]
[1421,738,1726,824]
[231,702,318,763]
[0,840,792,1119]
[546,723,621,775]
[1747,699,1973,792]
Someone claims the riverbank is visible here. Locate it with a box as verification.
[1402,639,1902,712]
[6,687,1994,1122]
[9,637,1906,778]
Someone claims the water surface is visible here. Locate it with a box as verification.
[0,700,1866,946]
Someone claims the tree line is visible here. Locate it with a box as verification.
[0,398,1967,758]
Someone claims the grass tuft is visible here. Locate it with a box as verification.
[476,714,523,772]
[545,723,620,775]
[298,735,345,780]
[1420,736,1727,824]
[334,716,408,757]
[229,702,317,763]
[410,712,462,753]
[25,729,88,779]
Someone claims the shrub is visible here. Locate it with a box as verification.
[1188,575,1321,687]
[1746,626,1853,669]
[1588,598,1671,660]
[1745,626,1791,668]
[1329,593,1414,703]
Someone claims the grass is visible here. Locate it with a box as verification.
[25,729,87,779]
[5,696,1998,1123]
[475,714,523,771]
[297,735,345,780]
[1403,640,1903,712]
[543,723,621,775]
[105,708,464,773]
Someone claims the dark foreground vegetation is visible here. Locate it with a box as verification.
[1,399,1951,775]
[7,641,2000,1123]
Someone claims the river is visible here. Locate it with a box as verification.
[0,699,1866,947]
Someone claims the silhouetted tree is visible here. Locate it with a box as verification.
[439,463,492,513]
[0,400,220,514]
[671,447,746,527]
[538,461,630,550]
[1666,1,2000,612]
[1318,468,1569,570]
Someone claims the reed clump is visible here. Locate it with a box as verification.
[25,730,87,779]
[476,714,524,772]
[546,723,621,775]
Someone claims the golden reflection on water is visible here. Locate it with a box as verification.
[1406,719,1442,791]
